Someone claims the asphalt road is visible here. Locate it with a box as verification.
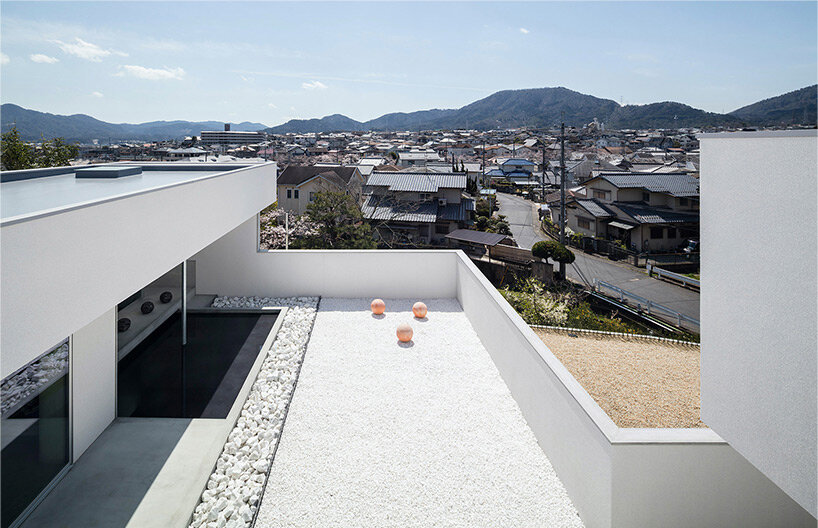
[496,192,700,322]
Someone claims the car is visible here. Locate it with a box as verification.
[683,239,699,254]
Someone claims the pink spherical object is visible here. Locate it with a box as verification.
[371,299,386,315]
[396,323,413,343]
[412,302,428,318]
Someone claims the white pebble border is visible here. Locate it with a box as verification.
[188,296,319,528]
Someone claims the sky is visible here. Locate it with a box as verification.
[1,1,816,127]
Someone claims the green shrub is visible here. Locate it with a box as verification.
[567,303,635,333]
[500,288,569,326]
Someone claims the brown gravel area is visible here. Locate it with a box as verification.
[533,328,705,428]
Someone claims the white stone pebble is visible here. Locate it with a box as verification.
[256,298,584,527]
[187,296,318,528]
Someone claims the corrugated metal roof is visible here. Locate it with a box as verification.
[612,202,699,224]
[367,172,467,192]
[361,195,438,223]
[438,201,468,221]
[501,158,536,166]
[446,229,507,246]
[596,172,699,197]
[576,199,614,218]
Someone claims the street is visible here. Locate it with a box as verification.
[495,192,700,322]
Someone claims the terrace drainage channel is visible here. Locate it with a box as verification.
[118,309,280,419]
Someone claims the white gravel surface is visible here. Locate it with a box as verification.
[256,298,583,527]
[189,296,319,528]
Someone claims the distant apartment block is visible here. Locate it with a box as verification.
[200,129,264,146]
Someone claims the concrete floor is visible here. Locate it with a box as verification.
[20,302,285,528]
[21,417,229,528]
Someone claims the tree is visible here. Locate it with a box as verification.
[532,240,555,261]
[1,126,34,170]
[297,191,377,249]
[532,240,575,279]
[37,136,79,168]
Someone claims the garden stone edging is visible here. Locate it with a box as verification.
[188,296,319,528]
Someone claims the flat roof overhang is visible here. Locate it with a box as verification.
[0,162,277,378]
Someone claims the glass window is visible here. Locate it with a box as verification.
[294,189,299,199]
[309,192,316,202]
[650,226,664,239]
[578,218,591,229]
[286,189,292,199]
[1,341,70,527]
[642,192,650,202]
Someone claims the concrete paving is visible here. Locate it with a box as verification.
[495,192,700,322]
[21,417,229,528]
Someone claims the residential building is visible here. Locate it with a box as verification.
[0,148,813,528]
[277,165,365,214]
[200,130,264,146]
[362,171,472,245]
[560,172,699,251]
[396,150,442,168]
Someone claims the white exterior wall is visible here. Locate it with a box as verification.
[193,218,457,299]
[699,130,817,517]
[453,251,813,527]
[1,163,276,379]
[71,307,116,461]
[188,237,815,527]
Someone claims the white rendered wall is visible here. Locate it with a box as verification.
[193,217,458,299]
[700,130,817,517]
[1,163,276,378]
[191,229,814,526]
[453,251,814,527]
[71,307,116,461]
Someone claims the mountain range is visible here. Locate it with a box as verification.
[2,85,815,141]
[0,103,266,142]
[266,85,817,133]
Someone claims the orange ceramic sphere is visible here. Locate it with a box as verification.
[412,302,428,318]
[371,298,386,315]
[396,323,413,342]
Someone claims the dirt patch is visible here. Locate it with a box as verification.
[533,328,705,428]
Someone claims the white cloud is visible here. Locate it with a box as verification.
[30,53,59,64]
[116,65,185,81]
[267,103,278,109]
[0,53,9,65]
[302,80,327,90]
[91,91,104,98]
[519,28,530,34]
[52,37,125,62]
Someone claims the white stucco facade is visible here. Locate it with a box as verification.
[700,130,817,518]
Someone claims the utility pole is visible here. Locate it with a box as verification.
[540,137,546,204]
[481,140,486,188]
[560,122,566,245]
[559,122,567,280]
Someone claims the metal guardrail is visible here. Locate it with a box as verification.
[646,264,700,291]
[593,279,700,331]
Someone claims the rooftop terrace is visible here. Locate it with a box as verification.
[257,298,583,526]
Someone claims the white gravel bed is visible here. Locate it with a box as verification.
[256,298,584,527]
[188,296,318,528]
